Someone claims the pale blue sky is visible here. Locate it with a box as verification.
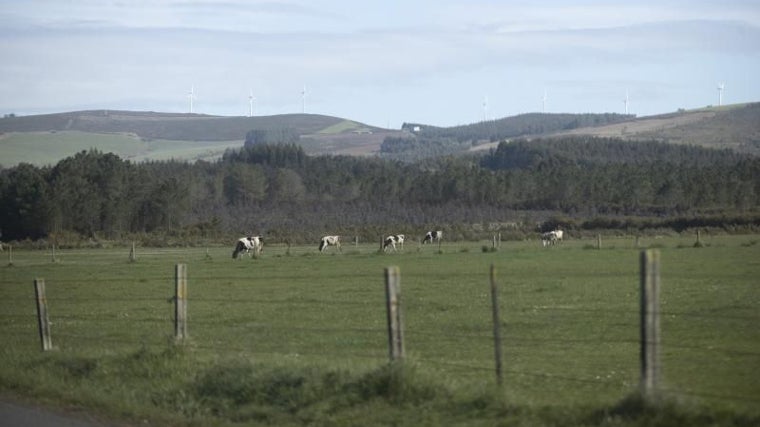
[1,0,759,128]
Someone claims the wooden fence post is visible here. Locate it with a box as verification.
[384,266,405,361]
[597,234,602,250]
[174,264,188,341]
[129,241,137,262]
[640,249,661,401]
[34,278,53,351]
[490,264,504,386]
[8,245,13,266]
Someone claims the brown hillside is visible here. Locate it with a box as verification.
[552,103,760,155]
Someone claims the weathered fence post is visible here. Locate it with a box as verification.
[640,249,661,401]
[129,241,137,262]
[50,245,57,263]
[384,266,405,361]
[490,264,504,386]
[355,236,359,247]
[597,234,602,250]
[34,278,53,351]
[492,235,497,249]
[174,264,188,341]
[8,245,13,266]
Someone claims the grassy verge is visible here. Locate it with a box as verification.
[1,347,757,427]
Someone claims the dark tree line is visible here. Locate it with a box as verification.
[403,112,634,143]
[1,138,758,243]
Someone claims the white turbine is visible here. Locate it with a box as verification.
[301,85,307,114]
[248,90,256,117]
[542,89,548,113]
[717,82,725,106]
[624,90,629,115]
[482,95,488,121]
[187,85,196,113]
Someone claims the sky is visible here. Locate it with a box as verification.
[1,0,759,129]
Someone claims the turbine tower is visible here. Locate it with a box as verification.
[624,90,629,115]
[542,89,547,113]
[248,90,256,117]
[301,85,307,114]
[187,85,196,113]
[482,95,488,121]
[717,82,725,107]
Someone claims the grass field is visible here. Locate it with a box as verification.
[0,131,242,167]
[0,235,758,425]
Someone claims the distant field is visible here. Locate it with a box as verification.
[1,234,758,420]
[0,131,242,166]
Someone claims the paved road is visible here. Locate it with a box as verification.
[0,400,113,427]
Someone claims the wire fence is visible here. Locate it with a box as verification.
[1,246,759,411]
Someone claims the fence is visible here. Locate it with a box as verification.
[2,246,758,410]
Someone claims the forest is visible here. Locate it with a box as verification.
[0,136,758,245]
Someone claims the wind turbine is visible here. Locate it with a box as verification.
[482,95,488,121]
[301,85,307,114]
[623,90,629,115]
[542,89,547,113]
[187,85,196,113]
[248,90,256,117]
[717,82,725,106]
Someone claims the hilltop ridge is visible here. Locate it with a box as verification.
[1,103,758,167]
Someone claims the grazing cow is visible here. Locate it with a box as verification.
[422,230,442,244]
[319,235,341,252]
[541,231,558,247]
[383,234,405,252]
[541,229,564,247]
[232,236,263,259]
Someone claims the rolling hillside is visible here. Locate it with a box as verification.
[1,103,758,167]
[0,110,402,167]
[470,103,760,155]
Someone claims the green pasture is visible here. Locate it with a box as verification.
[0,234,758,425]
[0,131,241,167]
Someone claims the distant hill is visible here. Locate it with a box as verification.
[549,103,760,155]
[0,110,403,167]
[467,103,760,156]
[404,112,634,142]
[1,103,758,167]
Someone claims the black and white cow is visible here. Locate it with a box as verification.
[383,234,405,252]
[540,229,564,247]
[319,235,341,252]
[541,231,557,247]
[422,230,442,244]
[232,236,263,259]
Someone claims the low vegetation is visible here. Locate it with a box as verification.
[1,140,758,243]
